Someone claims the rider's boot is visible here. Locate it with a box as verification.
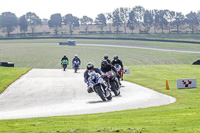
[87,87,93,93]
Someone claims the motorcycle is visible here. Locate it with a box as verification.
[73,60,80,73]
[88,71,112,101]
[105,71,121,96]
[61,60,68,71]
[114,64,123,80]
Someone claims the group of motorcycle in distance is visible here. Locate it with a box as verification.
[61,59,123,102]
[61,59,80,73]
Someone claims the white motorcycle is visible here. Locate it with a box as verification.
[88,71,112,101]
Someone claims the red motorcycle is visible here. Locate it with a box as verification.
[114,64,123,80]
[105,71,121,96]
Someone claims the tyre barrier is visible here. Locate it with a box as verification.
[192,60,200,65]
[0,62,14,67]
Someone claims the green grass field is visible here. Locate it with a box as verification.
[0,65,200,133]
[0,39,200,69]
[0,39,200,132]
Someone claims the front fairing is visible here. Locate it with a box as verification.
[62,60,68,65]
[114,64,121,72]
[88,71,100,86]
[106,71,116,81]
[73,61,80,66]
[88,71,106,92]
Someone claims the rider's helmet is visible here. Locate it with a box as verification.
[75,54,78,58]
[113,54,118,61]
[64,54,66,58]
[87,62,94,72]
[101,60,108,68]
[104,54,109,60]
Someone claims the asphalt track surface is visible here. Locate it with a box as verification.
[0,69,176,120]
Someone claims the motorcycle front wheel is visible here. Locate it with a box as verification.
[107,93,112,100]
[74,66,78,73]
[63,65,67,71]
[111,82,120,96]
[96,86,106,101]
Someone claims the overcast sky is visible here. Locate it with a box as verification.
[0,0,200,19]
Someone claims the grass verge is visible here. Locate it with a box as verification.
[0,65,199,133]
[0,67,31,94]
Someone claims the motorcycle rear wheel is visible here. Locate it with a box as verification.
[63,64,67,71]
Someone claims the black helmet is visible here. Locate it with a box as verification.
[87,62,94,71]
[113,54,118,60]
[104,54,108,60]
[101,60,108,68]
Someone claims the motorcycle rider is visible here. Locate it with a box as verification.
[111,54,124,80]
[72,54,81,68]
[84,62,107,93]
[61,54,69,65]
[100,60,121,85]
[104,54,111,64]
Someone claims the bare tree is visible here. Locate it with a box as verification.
[120,7,130,34]
[186,11,199,34]
[19,15,28,36]
[95,13,107,34]
[133,6,145,32]
[48,13,62,35]
[165,10,175,33]
[0,12,18,36]
[80,16,93,34]
[143,10,153,33]
[112,9,122,34]
[25,12,42,34]
[63,14,79,35]
[127,10,136,34]
[105,13,113,34]
[172,12,185,33]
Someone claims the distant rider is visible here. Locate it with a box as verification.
[104,54,111,64]
[100,60,121,85]
[84,62,103,93]
[72,54,81,68]
[111,54,124,80]
[61,54,69,65]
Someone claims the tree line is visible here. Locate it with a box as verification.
[0,6,200,36]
